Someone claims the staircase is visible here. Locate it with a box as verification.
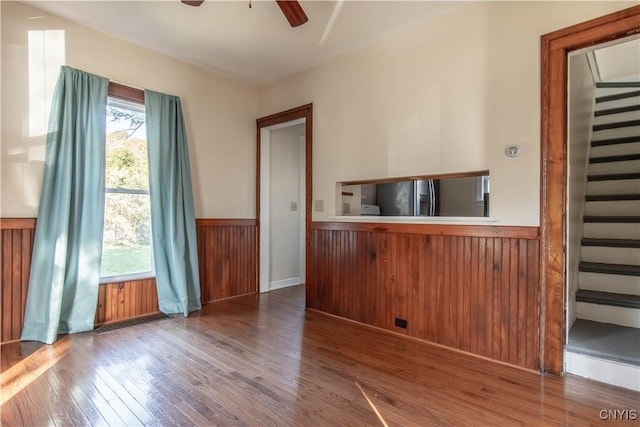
[566,81,640,391]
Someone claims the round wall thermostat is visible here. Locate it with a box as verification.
[505,144,523,158]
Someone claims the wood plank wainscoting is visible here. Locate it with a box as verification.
[0,219,34,344]
[307,222,540,371]
[0,218,257,343]
[196,218,257,302]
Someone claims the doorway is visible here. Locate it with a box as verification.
[256,104,313,295]
[540,6,640,375]
[259,120,305,292]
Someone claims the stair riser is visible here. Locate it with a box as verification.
[595,94,640,110]
[587,179,640,195]
[579,271,640,296]
[593,110,640,125]
[584,200,640,216]
[583,223,640,239]
[591,126,640,141]
[576,302,640,328]
[590,141,640,157]
[581,246,640,265]
[565,351,640,392]
[589,159,640,175]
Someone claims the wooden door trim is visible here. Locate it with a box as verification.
[540,5,640,375]
[256,104,313,292]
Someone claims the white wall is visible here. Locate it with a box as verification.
[1,1,257,218]
[566,52,596,331]
[5,1,635,224]
[257,1,637,226]
[595,38,640,82]
[269,124,304,284]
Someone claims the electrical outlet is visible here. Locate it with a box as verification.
[290,202,297,211]
[314,200,324,212]
[395,317,407,329]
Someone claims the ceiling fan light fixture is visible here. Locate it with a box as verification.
[180,0,308,28]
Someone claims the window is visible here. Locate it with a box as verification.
[100,96,153,280]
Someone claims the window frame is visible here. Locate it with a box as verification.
[99,82,154,284]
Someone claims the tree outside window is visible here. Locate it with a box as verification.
[100,98,153,279]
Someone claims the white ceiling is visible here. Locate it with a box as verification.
[22,0,468,86]
[593,37,640,82]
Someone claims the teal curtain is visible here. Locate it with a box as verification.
[21,66,108,344]
[145,89,201,316]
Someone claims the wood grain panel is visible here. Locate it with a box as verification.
[95,279,159,325]
[308,222,540,370]
[0,218,36,229]
[108,82,144,104]
[0,223,34,343]
[1,218,258,342]
[196,220,257,303]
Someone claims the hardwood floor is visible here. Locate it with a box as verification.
[1,285,638,426]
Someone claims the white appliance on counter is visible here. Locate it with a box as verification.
[360,204,380,216]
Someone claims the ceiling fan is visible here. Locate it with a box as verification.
[181,0,309,28]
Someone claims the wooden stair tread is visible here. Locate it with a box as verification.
[589,153,640,164]
[594,104,640,117]
[567,319,640,366]
[581,238,640,248]
[587,172,640,181]
[596,90,640,103]
[583,215,640,223]
[579,262,640,277]
[585,193,640,201]
[593,119,640,131]
[576,290,640,309]
[591,135,640,147]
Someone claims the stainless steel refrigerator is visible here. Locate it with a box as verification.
[376,180,438,216]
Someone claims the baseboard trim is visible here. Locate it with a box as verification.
[269,277,302,292]
[565,350,640,391]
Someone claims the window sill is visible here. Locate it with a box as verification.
[99,272,155,285]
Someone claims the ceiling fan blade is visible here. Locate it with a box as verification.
[181,0,204,6]
[276,1,308,27]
